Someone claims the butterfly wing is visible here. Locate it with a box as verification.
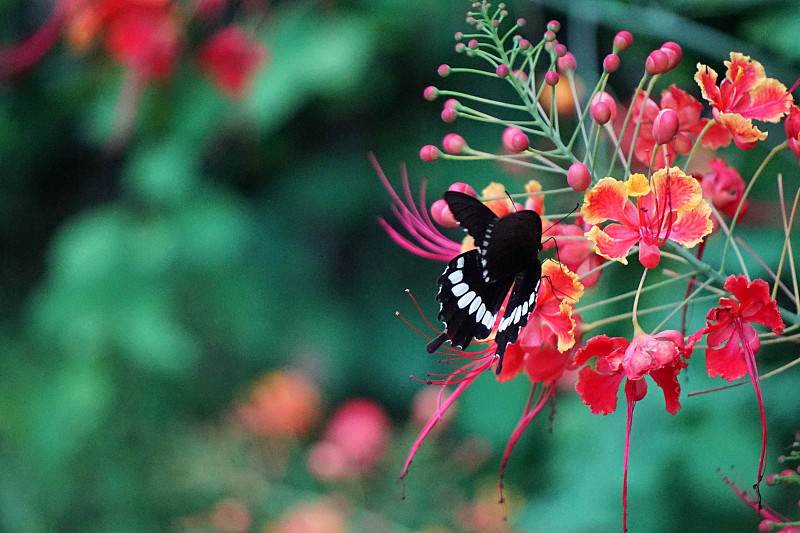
[493,261,542,374]
[426,249,513,353]
[443,191,497,240]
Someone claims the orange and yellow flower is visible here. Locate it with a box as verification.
[695,52,793,149]
[582,167,713,268]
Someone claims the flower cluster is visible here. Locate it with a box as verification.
[377,1,799,530]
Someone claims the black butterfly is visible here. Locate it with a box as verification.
[426,191,543,374]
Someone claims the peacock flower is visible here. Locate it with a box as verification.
[695,52,794,149]
[582,167,713,268]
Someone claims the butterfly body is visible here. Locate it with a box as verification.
[426,191,543,374]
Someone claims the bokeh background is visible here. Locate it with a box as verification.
[1,0,800,532]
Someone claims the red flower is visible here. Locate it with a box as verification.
[700,158,748,219]
[575,330,688,416]
[575,330,689,530]
[695,52,793,149]
[582,168,713,268]
[700,275,783,381]
[786,104,800,163]
[198,26,268,99]
[692,275,785,492]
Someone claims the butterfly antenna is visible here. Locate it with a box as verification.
[543,203,580,234]
[506,191,518,212]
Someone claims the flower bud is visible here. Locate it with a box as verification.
[423,86,439,101]
[518,38,531,50]
[468,39,479,50]
[603,53,620,73]
[444,98,459,109]
[544,70,559,86]
[502,127,529,153]
[431,199,458,227]
[441,107,458,123]
[496,64,510,78]
[454,31,463,40]
[645,49,668,75]
[613,30,633,53]
[437,64,451,77]
[442,133,467,154]
[512,69,528,84]
[660,41,682,71]
[448,182,477,197]
[419,145,441,162]
[553,43,567,57]
[765,473,780,485]
[543,30,556,42]
[652,108,679,145]
[557,52,577,72]
[591,91,618,120]
[567,162,592,191]
[455,42,466,53]
[547,20,561,32]
[516,18,526,27]
[591,102,612,125]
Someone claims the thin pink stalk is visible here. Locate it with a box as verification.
[720,471,789,524]
[622,393,636,533]
[498,384,554,502]
[739,319,767,496]
[399,356,493,490]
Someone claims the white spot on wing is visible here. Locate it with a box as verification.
[448,270,463,284]
[452,283,469,296]
[457,291,476,309]
[456,256,464,268]
[469,296,482,315]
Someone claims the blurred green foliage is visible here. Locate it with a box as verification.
[1,0,799,532]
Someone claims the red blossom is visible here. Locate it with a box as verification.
[542,219,603,287]
[575,329,690,530]
[699,275,783,381]
[582,168,713,268]
[692,275,785,493]
[700,158,748,219]
[695,52,794,149]
[198,26,268,99]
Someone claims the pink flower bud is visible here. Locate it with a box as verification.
[781,469,795,477]
[567,162,592,191]
[437,64,451,77]
[645,49,668,75]
[518,38,531,50]
[544,70,559,86]
[553,43,567,57]
[660,41,683,70]
[516,18,526,27]
[543,30,556,42]
[502,127,530,153]
[557,52,577,72]
[442,133,467,154]
[660,41,682,71]
[652,108,679,145]
[613,30,633,52]
[758,520,774,533]
[765,473,780,485]
[591,91,618,120]
[431,199,458,227]
[591,102,612,125]
[444,98,459,109]
[423,86,438,101]
[491,19,500,27]
[468,39,479,50]
[441,107,458,123]
[448,182,477,197]
[496,64,510,78]
[547,20,561,32]
[420,145,441,162]
[454,31,463,40]
[512,69,528,84]
[455,42,466,53]
[603,53,620,73]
